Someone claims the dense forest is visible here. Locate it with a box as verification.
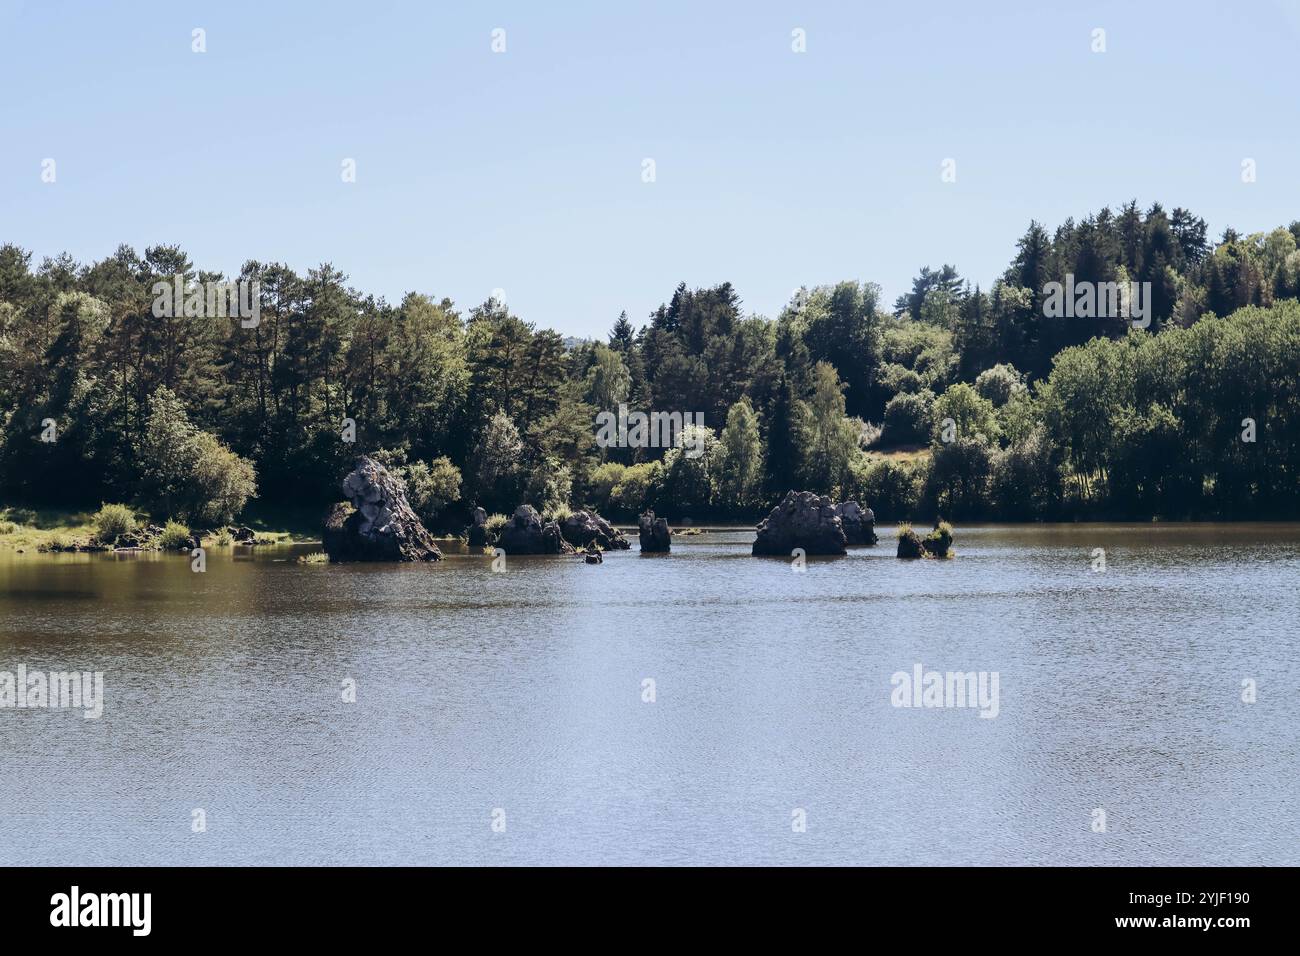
[2,201,1299,530]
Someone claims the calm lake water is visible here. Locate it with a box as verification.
[1,524,1296,866]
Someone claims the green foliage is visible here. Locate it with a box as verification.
[990,426,1060,518]
[1,208,1297,525]
[402,456,462,524]
[484,513,509,541]
[715,398,764,513]
[524,458,572,517]
[465,410,524,510]
[850,457,920,520]
[660,424,719,514]
[928,437,994,516]
[136,387,256,524]
[92,503,137,542]
[882,391,935,446]
[609,461,663,517]
[973,363,1024,406]
[799,362,860,495]
[923,521,954,557]
[158,520,192,550]
[932,383,1000,446]
[587,461,627,514]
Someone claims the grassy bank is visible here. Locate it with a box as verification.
[0,504,318,552]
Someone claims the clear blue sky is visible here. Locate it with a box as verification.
[2,0,1297,337]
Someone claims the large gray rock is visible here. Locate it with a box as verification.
[497,505,575,555]
[323,456,442,562]
[834,500,878,546]
[467,507,489,547]
[638,510,671,552]
[752,491,848,556]
[560,510,629,550]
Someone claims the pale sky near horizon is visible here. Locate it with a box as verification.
[2,0,1298,338]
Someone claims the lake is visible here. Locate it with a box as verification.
[1,524,1296,866]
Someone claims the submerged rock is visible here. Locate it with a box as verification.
[896,527,926,559]
[560,510,629,550]
[752,491,848,556]
[637,510,671,552]
[466,507,489,548]
[322,456,442,562]
[834,500,878,546]
[497,505,575,555]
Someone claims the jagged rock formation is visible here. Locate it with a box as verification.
[496,505,575,555]
[322,456,442,562]
[752,491,848,556]
[638,510,671,552]
[467,507,489,548]
[560,510,629,550]
[834,500,878,545]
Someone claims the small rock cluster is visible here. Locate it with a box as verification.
[496,505,574,555]
[896,522,954,559]
[560,510,629,551]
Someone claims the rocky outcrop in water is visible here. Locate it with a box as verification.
[497,505,575,555]
[834,500,878,545]
[896,527,925,559]
[322,456,443,562]
[922,522,953,557]
[752,491,848,556]
[466,507,489,548]
[638,510,671,552]
[560,510,629,550]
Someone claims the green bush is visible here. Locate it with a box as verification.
[0,520,19,535]
[543,504,572,524]
[853,458,920,520]
[92,503,137,542]
[609,461,664,517]
[587,462,628,514]
[882,391,934,446]
[484,513,509,541]
[158,520,192,550]
[136,387,257,524]
[923,521,954,557]
[402,456,463,524]
[973,363,1024,407]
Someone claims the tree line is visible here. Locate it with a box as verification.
[1,201,1298,529]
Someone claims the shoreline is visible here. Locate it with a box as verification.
[7,503,1300,557]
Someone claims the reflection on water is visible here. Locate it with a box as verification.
[1,524,1297,865]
